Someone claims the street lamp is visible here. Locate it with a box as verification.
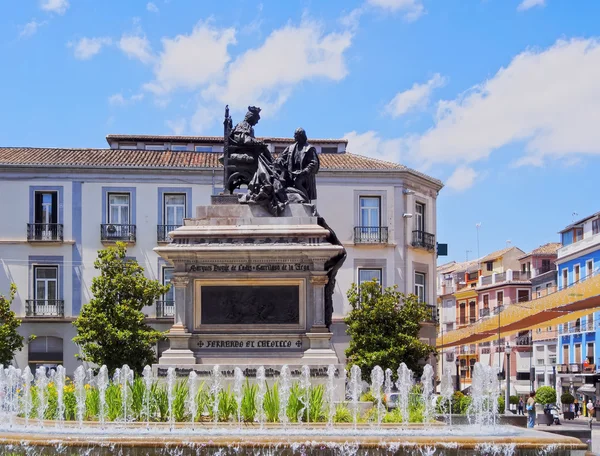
[455,354,461,392]
[505,341,512,414]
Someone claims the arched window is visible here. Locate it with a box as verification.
[28,336,63,371]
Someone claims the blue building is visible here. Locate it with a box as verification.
[556,211,600,400]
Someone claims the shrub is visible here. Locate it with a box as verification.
[509,395,520,405]
[535,386,557,405]
[263,382,279,423]
[561,392,575,405]
[240,380,258,422]
[497,396,505,413]
[333,403,352,423]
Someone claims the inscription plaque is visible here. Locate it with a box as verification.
[201,285,299,324]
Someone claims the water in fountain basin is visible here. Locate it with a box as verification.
[97,365,109,428]
[279,365,291,427]
[256,366,266,428]
[371,366,384,426]
[349,364,362,428]
[233,367,244,426]
[74,366,86,427]
[300,365,311,425]
[187,370,198,429]
[210,365,222,426]
[167,367,176,431]
[21,366,34,426]
[396,363,413,424]
[35,366,48,427]
[440,365,454,425]
[421,364,434,425]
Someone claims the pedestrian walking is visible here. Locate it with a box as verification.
[587,399,595,420]
[527,392,536,428]
[518,398,524,415]
[574,399,580,417]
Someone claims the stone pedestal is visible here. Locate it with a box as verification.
[153,203,345,371]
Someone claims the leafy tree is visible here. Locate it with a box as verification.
[0,284,25,366]
[561,392,575,405]
[535,386,557,405]
[73,242,169,374]
[344,280,436,377]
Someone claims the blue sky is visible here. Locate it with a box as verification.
[2,0,600,263]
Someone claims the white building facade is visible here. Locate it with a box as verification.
[0,135,442,374]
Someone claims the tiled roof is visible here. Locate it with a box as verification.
[480,246,525,263]
[437,259,480,274]
[519,242,562,259]
[559,211,600,233]
[0,147,408,172]
[106,134,347,145]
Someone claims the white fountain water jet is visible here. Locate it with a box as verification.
[0,366,5,416]
[440,366,454,426]
[421,364,434,425]
[120,365,134,423]
[469,362,500,427]
[233,367,244,427]
[396,363,413,424]
[326,365,337,427]
[210,365,222,426]
[384,368,393,404]
[21,366,34,426]
[349,365,362,428]
[300,365,311,425]
[74,366,86,427]
[256,366,266,428]
[279,365,291,427]
[54,366,66,425]
[35,366,48,427]
[97,365,109,428]
[187,370,198,429]
[142,366,153,429]
[371,366,384,426]
[5,366,21,428]
[167,367,176,431]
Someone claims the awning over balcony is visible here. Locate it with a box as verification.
[512,384,532,395]
[437,273,600,348]
[577,384,596,394]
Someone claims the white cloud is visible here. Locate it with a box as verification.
[147,2,159,13]
[144,21,236,95]
[41,0,69,15]
[367,0,424,21]
[385,73,445,118]
[108,93,144,106]
[204,19,352,113]
[166,118,187,135]
[445,166,478,191]
[517,0,546,11]
[19,20,46,38]
[119,34,154,64]
[69,37,112,60]
[412,38,600,167]
[343,130,407,164]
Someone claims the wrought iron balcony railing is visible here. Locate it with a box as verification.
[157,225,181,243]
[412,230,435,250]
[25,300,64,317]
[423,304,437,323]
[27,224,63,242]
[156,300,175,318]
[480,308,490,317]
[353,226,388,244]
[100,224,136,243]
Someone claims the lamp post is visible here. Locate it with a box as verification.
[455,354,461,392]
[505,341,511,414]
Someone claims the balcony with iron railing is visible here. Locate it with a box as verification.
[27,224,64,242]
[157,225,181,243]
[558,231,600,260]
[25,300,64,317]
[100,224,136,243]
[423,305,437,323]
[479,307,490,318]
[354,226,389,244]
[411,230,435,251]
[559,320,596,334]
[156,300,175,318]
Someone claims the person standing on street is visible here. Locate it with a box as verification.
[574,398,580,417]
[587,399,595,421]
[527,392,536,428]
[518,398,524,415]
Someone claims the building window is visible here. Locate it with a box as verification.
[587,343,594,364]
[562,268,568,288]
[358,268,382,286]
[541,259,551,274]
[469,301,476,323]
[34,266,58,303]
[171,145,188,151]
[359,197,380,228]
[108,193,130,225]
[483,294,489,308]
[459,303,466,325]
[164,194,186,227]
[574,228,583,242]
[145,144,165,151]
[593,218,600,235]
[414,272,426,303]
[497,291,504,307]
[587,260,594,278]
[574,343,582,363]
[486,261,493,272]
[194,146,213,152]
[574,264,580,283]
[34,191,58,227]
[28,336,63,372]
[563,345,569,363]
[415,202,425,232]
[517,289,530,303]
[321,146,337,154]
[536,286,541,298]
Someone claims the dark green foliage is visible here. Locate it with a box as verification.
[0,284,25,366]
[344,280,436,377]
[535,386,557,405]
[561,392,575,404]
[73,242,169,375]
[509,395,520,405]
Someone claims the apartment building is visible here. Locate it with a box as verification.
[0,134,443,374]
